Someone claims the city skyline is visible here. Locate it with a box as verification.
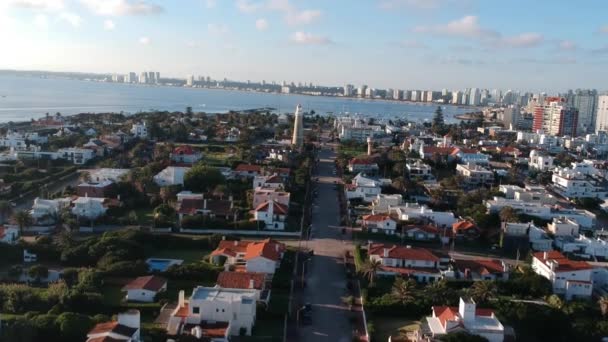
[2,0,608,91]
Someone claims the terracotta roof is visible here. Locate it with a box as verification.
[173,145,198,155]
[368,244,439,262]
[453,259,505,275]
[432,306,494,328]
[174,303,189,318]
[205,199,233,216]
[88,322,137,338]
[423,146,456,155]
[216,272,266,290]
[362,214,392,222]
[533,251,593,272]
[380,266,440,275]
[235,164,262,172]
[177,198,205,215]
[183,322,230,338]
[451,147,478,155]
[264,175,283,184]
[452,221,477,232]
[212,239,285,262]
[177,198,233,216]
[349,158,375,165]
[122,275,167,292]
[402,225,439,235]
[254,201,288,215]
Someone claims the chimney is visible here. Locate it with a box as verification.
[234,240,238,246]
[458,297,476,324]
[249,279,255,289]
[406,245,412,249]
[222,236,226,240]
[543,251,548,260]
[275,244,279,252]
[204,199,207,210]
[383,248,389,258]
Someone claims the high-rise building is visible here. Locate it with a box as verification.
[125,72,137,83]
[470,88,481,106]
[503,105,521,130]
[186,75,194,87]
[155,72,160,83]
[532,97,578,136]
[596,95,608,133]
[292,104,304,148]
[403,90,412,101]
[460,92,468,105]
[571,89,598,134]
[452,91,461,105]
[147,71,155,84]
[139,72,148,84]
[411,90,421,102]
[343,84,354,97]
[357,85,367,98]
[393,89,402,100]
[365,87,375,98]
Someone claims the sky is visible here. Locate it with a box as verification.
[1,0,608,92]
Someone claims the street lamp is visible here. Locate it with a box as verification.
[301,257,312,288]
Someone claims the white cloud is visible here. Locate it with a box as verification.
[414,15,499,39]
[9,0,64,11]
[379,0,452,10]
[58,12,83,28]
[33,14,49,29]
[290,31,332,45]
[139,36,150,45]
[236,0,261,13]
[208,23,229,36]
[103,19,115,30]
[557,40,576,51]
[80,0,163,16]
[499,32,544,48]
[267,0,322,26]
[255,18,269,31]
[206,0,217,8]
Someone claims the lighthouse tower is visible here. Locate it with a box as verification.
[367,136,373,156]
[292,104,304,148]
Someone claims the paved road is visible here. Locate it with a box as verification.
[298,143,354,342]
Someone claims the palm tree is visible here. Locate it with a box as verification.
[0,200,12,224]
[470,281,497,304]
[391,277,417,304]
[499,206,518,223]
[13,210,33,235]
[425,279,449,304]
[361,259,383,288]
[599,296,608,317]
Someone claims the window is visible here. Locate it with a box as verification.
[193,307,200,314]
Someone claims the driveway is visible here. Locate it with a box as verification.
[298,141,354,342]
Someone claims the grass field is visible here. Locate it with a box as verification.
[373,318,420,342]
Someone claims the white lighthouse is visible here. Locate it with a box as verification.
[291,104,304,148]
[367,136,373,156]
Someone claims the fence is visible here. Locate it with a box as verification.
[179,228,302,237]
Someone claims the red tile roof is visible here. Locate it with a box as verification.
[452,221,477,232]
[122,275,167,292]
[216,272,266,290]
[533,251,593,272]
[254,201,288,215]
[368,244,439,262]
[88,322,137,338]
[362,214,392,222]
[349,158,375,165]
[177,198,205,215]
[432,306,494,328]
[212,239,285,262]
[402,225,439,235]
[423,146,456,155]
[235,164,262,172]
[454,259,505,275]
[173,145,198,155]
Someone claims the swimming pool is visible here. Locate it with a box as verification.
[146,258,183,272]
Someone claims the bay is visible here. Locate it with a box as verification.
[0,75,469,123]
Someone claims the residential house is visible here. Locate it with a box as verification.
[452,220,480,240]
[234,164,262,178]
[451,147,490,166]
[210,239,285,274]
[216,272,269,302]
[252,201,288,230]
[345,173,390,203]
[253,174,284,190]
[122,276,167,303]
[154,166,191,186]
[86,168,130,182]
[554,235,608,259]
[401,225,441,241]
[418,298,504,342]
[57,147,95,165]
[531,251,593,300]
[419,146,456,161]
[450,259,509,281]
[77,180,114,198]
[551,162,608,200]
[131,122,148,138]
[85,128,97,136]
[177,195,235,223]
[0,226,19,244]
[252,188,290,209]
[361,214,397,235]
[167,286,255,339]
[456,163,494,187]
[368,244,443,282]
[83,138,107,157]
[371,194,403,214]
[547,217,580,237]
[30,197,71,226]
[171,145,202,165]
[406,161,435,181]
[87,310,141,342]
[529,150,555,172]
[348,158,379,174]
[72,197,108,220]
[389,203,456,228]
[225,127,241,142]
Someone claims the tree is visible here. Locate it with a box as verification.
[184,165,225,193]
[432,106,445,135]
[212,184,228,199]
[599,296,608,317]
[391,277,417,304]
[470,281,497,304]
[55,312,93,341]
[361,259,382,288]
[499,206,519,223]
[27,265,49,283]
[0,200,13,224]
[13,210,33,235]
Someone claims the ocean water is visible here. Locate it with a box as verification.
[0,75,469,123]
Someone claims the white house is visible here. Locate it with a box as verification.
[554,235,608,259]
[547,217,580,237]
[406,161,435,181]
[122,276,167,303]
[451,148,490,166]
[0,226,19,244]
[389,203,456,228]
[154,166,191,186]
[450,259,509,281]
[371,194,403,214]
[167,287,256,340]
[252,188,290,209]
[30,197,71,225]
[360,214,397,235]
[57,147,95,165]
[531,251,593,300]
[216,272,269,302]
[551,163,608,200]
[252,200,288,230]
[348,158,379,174]
[368,244,443,282]
[401,225,441,242]
[252,174,284,190]
[87,310,141,342]
[131,122,148,138]
[72,197,107,220]
[456,163,494,187]
[418,298,504,342]
[529,150,554,171]
[345,173,390,203]
[86,168,131,182]
[171,145,202,164]
[211,239,285,274]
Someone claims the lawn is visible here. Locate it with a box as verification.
[372,318,420,342]
[144,248,212,264]
[134,208,155,226]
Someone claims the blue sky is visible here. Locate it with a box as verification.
[1,0,608,92]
